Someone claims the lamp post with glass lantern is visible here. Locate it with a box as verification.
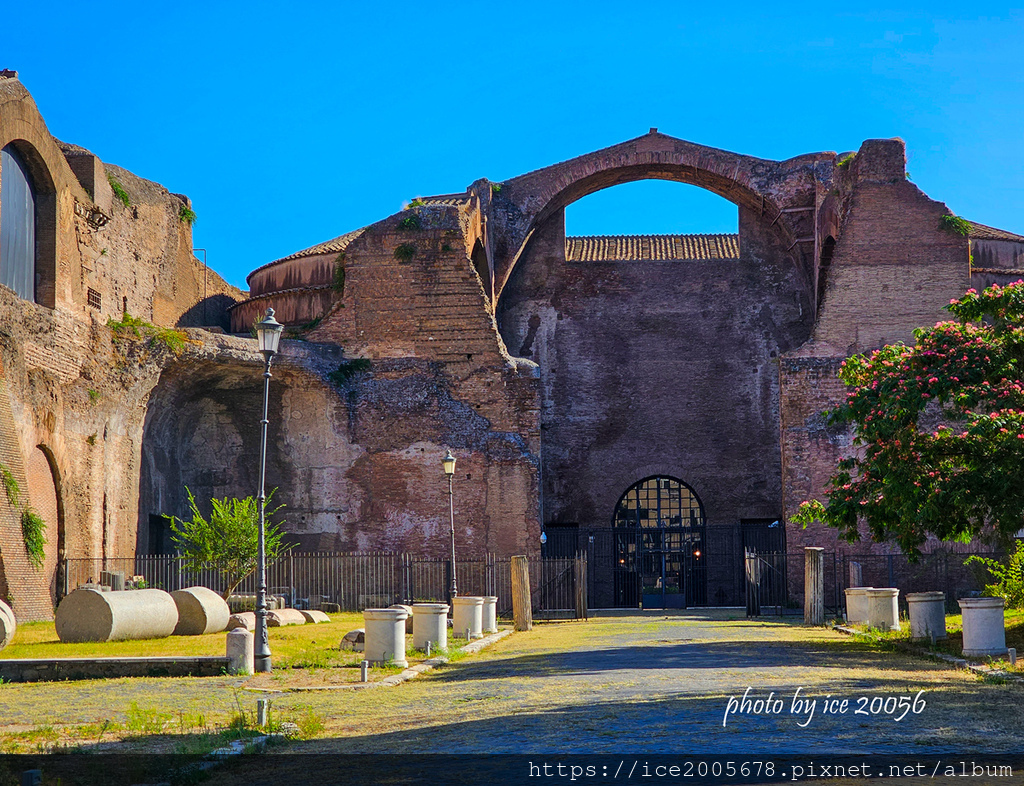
[253,308,283,673]
[442,450,458,601]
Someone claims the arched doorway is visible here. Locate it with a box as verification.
[612,476,706,608]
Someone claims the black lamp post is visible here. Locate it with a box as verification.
[442,449,458,600]
[253,307,283,673]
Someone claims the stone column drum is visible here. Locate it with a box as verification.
[866,588,900,631]
[171,586,231,635]
[55,588,179,642]
[482,596,498,634]
[452,596,484,639]
[412,603,449,652]
[906,591,947,641]
[0,599,16,651]
[958,597,1006,657]
[844,587,873,625]
[363,608,409,667]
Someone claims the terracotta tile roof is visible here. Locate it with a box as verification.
[565,234,740,262]
[246,228,366,285]
[415,193,472,207]
[966,221,1024,243]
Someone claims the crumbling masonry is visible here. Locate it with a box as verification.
[2,77,1023,619]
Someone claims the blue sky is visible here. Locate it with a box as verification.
[5,3,1023,288]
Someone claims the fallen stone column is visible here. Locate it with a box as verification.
[172,587,231,635]
[55,588,178,643]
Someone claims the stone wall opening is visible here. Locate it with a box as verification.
[0,140,57,309]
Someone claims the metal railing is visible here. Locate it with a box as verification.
[62,551,588,618]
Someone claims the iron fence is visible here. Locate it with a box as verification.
[62,551,587,618]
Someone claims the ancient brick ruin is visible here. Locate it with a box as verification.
[2,78,1023,619]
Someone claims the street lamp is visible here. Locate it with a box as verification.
[442,449,458,600]
[253,307,283,673]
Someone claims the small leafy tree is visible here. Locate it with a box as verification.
[794,281,1024,556]
[966,540,1024,609]
[171,488,289,600]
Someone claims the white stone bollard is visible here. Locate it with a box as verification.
[844,587,873,625]
[866,588,900,631]
[55,588,178,643]
[959,597,1007,657]
[412,603,449,652]
[172,586,231,635]
[363,608,409,667]
[0,599,16,652]
[452,596,484,639]
[906,591,947,641]
[226,628,254,675]
[482,596,498,634]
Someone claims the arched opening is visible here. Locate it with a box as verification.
[1,144,36,301]
[612,476,706,608]
[25,445,62,612]
[565,180,739,238]
[470,238,490,297]
[0,141,57,308]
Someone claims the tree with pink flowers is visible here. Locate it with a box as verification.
[794,281,1024,556]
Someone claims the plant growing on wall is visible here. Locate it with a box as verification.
[107,312,187,355]
[394,243,416,262]
[328,358,371,386]
[20,509,46,569]
[939,214,972,237]
[108,174,131,208]
[171,488,289,601]
[399,214,421,230]
[793,281,1024,555]
[178,204,197,226]
[0,462,20,508]
[836,153,856,169]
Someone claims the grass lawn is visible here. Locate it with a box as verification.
[1,614,481,686]
[845,607,1024,673]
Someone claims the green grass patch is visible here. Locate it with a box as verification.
[107,312,188,355]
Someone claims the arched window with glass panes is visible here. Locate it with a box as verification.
[1,143,37,302]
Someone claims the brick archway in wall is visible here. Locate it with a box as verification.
[24,445,62,616]
[483,131,834,304]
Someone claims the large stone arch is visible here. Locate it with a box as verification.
[484,130,835,302]
[25,444,62,609]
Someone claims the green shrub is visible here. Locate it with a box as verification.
[394,243,416,262]
[490,182,502,194]
[399,213,421,230]
[406,198,425,208]
[108,174,130,207]
[107,312,188,355]
[21,509,46,569]
[966,541,1024,609]
[178,204,197,226]
[939,214,972,237]
[836,153,856,169]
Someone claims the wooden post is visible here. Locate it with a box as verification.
[804,547,825,625]
[511,555,533,631]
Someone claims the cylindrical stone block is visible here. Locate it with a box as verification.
[906,591,947,641]
[267,608,307,626]
[866,588,900,631]
[844,587,873,625]
[482,596,498,634]
[959,597,1006,656]
[363,608,409,667]
[226,627,254,675]
[227,612,256,631]
[55,588,178,643]
[0,599,16,651]
[390,604,414,633]
[171,586,231,635]
[452,596,484,639]
[412,603,449,652]
[804,547,825,626]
